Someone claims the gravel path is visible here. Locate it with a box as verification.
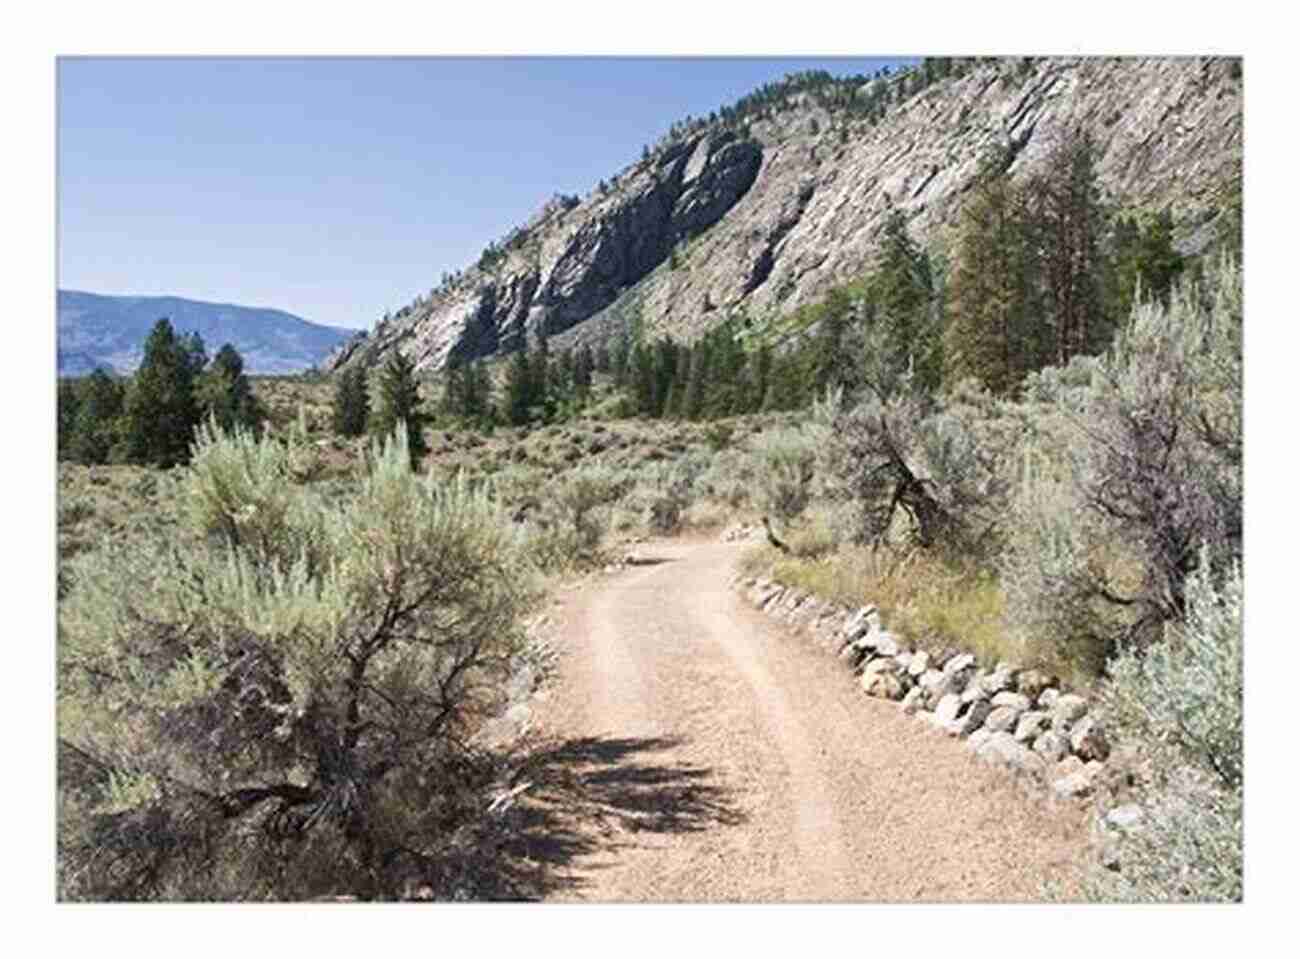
[519,538,1089,901]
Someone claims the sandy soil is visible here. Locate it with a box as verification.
[513,538,1090,902]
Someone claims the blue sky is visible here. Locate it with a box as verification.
[58,57,913,330]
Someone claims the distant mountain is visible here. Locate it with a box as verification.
[57,290,355,376]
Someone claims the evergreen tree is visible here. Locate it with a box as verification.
[1023,126,1110,365]
[68,369,125,465]
[866,209,941,393]
[197,343,264,434]
[465,361,494,427]
[58,379,81,461]
[683,342,708,420]
[574,345,596,402]
[121,318,203,467]
[944,166,1042,393]
[369,350,430,468]
[1109,208,1185,321]
[331,364,371,437]
[442,360,469,422]
[503,336,533,426]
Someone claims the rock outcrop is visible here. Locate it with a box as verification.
[326,56,1242,375]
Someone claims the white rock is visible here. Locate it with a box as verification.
[980,669,1015,696]
[983,705,1021,734]
[901,685,927,715]
[943,653,976,676]
[862,655,899,675]
[977,731,1048,777]
[1053,694,1088,724]
[991,691,1031,712]
[873,632,902,657]
[1037,688,1061,710]
[1069,715,1110,761]
[1051,770,1097,799]
[934,693,962,726]
[918,668,945,690]
[967,728,993,752]
[948,700,992,737]
[1104,803,1144,832]
[908,650,931,677]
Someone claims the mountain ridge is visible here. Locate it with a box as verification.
[57,289,354,376]
[323,56,1242,376]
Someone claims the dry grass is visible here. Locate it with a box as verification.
[742,543,1022,671]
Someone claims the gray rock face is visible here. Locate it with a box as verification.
[327,58,1241,377]
[1038,688,1061,711]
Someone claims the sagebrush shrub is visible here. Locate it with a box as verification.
[1085,547,1242,902]
[753,427,818,523]
[1002,258,1242,664]
[819,378,1017,554]
[58,425,536,900]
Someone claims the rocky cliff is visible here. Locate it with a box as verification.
[324,56,1242,374]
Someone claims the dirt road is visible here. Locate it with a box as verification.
[512,538,1088,901]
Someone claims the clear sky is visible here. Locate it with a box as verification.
[58,57,913,330]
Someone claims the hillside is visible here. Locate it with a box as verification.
[323,56,1242,375]
[57,290,353,376]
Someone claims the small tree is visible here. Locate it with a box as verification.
[66,369,125,465]
[331,364,371,438]
[120,318,203,467]
[57,379,81,461]
[197,343,265,434]
[369,351,430,467]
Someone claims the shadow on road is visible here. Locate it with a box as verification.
[466,735,745,899]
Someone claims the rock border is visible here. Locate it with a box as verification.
[733,574,1112,802]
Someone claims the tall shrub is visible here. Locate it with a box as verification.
[58,425,534,900]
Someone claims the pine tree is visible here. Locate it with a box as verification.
[1023,126,1110,365]
[369,350,430,468]
[866,209,941,393]
[503,336,532,426]
[1109,208,1185,320]
[197,343,264,434]
[944,166,1042,393]
[68,369,125,464]
[331,364,371,437]
[121,318,203,467]
[58,379,81,461]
